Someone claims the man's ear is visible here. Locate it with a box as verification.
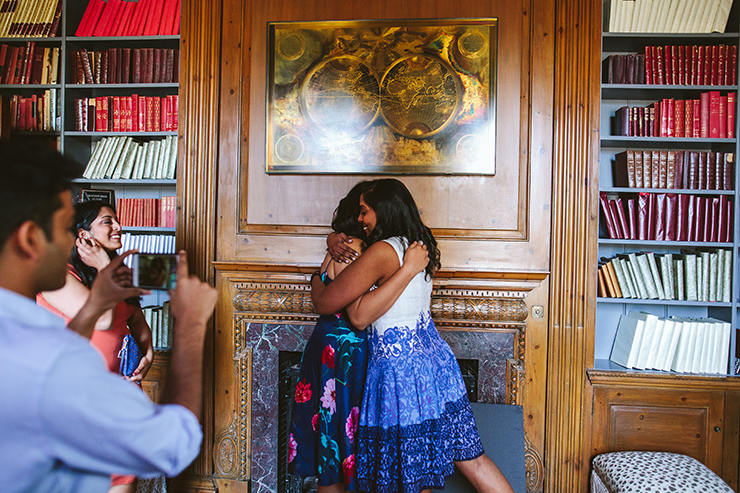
[13,221,47,260]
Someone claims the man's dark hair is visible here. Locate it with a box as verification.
[0,140,83,247]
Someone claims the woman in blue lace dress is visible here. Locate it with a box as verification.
[311,179,515,493]
[289,182,429,493]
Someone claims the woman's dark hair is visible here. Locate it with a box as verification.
[361,178,440,279]
[331,181,370,241]
[70,200,119,289]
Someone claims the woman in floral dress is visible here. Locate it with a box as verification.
[288,181,429,493]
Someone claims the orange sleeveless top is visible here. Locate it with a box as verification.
[36,267,135,373]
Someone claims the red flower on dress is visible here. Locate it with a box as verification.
[343,454,356,481]
[288,433,297,463]
[345,406,359,444]
[294,380,312,403]
[311,413,319,432]
[321,345,335,369]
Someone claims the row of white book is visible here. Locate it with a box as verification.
[142,301,172,350]
[82,135,177,180]
[604,249,731,303]
[118,233,176,268]
[607,0,732,33]
[610,311,732,374]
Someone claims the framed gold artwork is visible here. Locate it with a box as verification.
[266,18,497,175]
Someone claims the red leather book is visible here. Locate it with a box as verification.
[647,192,657,240]
[144,48,154,84]
[700,92,710,138]
[613,151,635,188]
[665,193,678,241]
[95,97,103,131]
[158,0,177,35]
[131,48,140,83]
[666,98,675,137]
[730,45,738,86]
[101,96,109,131]
[673,151,684,189]
[626,198,637,239]
[164,48,174,83]
[643,104,651,136]
[166,94,174,131]
[710,45,718,86]
[30,46,44,85]
[674,99,684,138]
[87,98,96,131]
[692,99,701,137]
[143,0,164,36]
[121,47,130,83]
[677,193,690,241]
[719,195,729,242]
[694,196,706,242]
[112,96,120,132]
[18,42,31,84]
[172,94,178,130]
[144,96,153,131]
[697,152,707,190]
[686,195,697,241]
[701,197,712,243]
[650,103,657,136]
[607,199,624,239]
[75,0,98,36]
[670,45,678,85]
[688,151,699,189]
[651,150,660,189]
[615,197,630,240]
[663,45,672,85]
[161,96,168,131]
[108,0,127,36]
[641,150,652,188]
[719,95,727,138]
[93,0,122,37]
[153,48,162,83]
[107,48,117,84]
[712,152,721,190]
[723,153,734,190]
[125,0,144,36]
[725,199,733,243]
[153,96,161,131]
[115,46,122,83]
[728,92,736,138]
[116,0,136,36]
[689,45,697,85]
[134,0,152,36]
[706,152,716,190]
[130,94,138,131]
[658,151,668,188]
[46,0,63,36]
[73,98,85,131]
[171,0,180,35]
[637,193,649,240]
[0,45,9,83]
[709,196,720,242]
[1,47,17,84]
[704,46,712,85]
[697,46,705,86]
[718,44,726,86]
[654,193,667,241]
[138,96,146,132]
[125,96,132,131]
[678,45,685,85]
[656,46,665,85]
[708,91,720,138]
[666,151,676,189]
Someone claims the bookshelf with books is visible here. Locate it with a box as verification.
[0,0,181,351]
[590,4,740,486]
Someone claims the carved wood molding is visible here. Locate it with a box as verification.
[524,431,545,493]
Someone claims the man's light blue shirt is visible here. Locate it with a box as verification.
[0,287,203,493]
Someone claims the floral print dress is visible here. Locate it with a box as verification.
[289,272,368,490]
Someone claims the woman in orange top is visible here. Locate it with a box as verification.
[37,200,154,493]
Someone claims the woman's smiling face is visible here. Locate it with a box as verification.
[83,206,122,251]
[358,194,377,235]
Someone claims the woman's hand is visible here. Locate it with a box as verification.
[76,237,110,271]
[126,352,153,383]
[402,241,429,275]
[327,232,359,263]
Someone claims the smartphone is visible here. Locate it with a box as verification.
[131,253,178,290]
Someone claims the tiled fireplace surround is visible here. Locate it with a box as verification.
[212,272,542,493]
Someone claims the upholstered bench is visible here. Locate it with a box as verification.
[591,451,733,493]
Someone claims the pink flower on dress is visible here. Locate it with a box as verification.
[320,378,336,414]
[294,380,312,403]
[311,413,319,432]
[343,454,355,482]
[288,433,297,463]
[345,406,359,444]
[321,345,335,368]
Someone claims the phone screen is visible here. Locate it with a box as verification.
[132,254,178,290]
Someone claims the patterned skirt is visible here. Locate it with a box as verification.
[288,311,368,490]
[356,311,484,493]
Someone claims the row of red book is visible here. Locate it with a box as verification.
[0,90,60,133]
[645,45,738,86]
[74,95,178,132]
[0,42,60,85]
[70,47,179,85]
[599,191,733,243]
[614,91,737,139]
[612,150,734,191]
[76,0,180,37]
[0,0,62,37]
[604,45,739,86]
[116,196,176,228]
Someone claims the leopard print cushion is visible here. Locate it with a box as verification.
[592,451,733,493]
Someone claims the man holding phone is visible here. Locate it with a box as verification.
[0,141,218,492]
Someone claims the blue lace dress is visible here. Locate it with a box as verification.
[288,272,368,490]
[356,237,484,493]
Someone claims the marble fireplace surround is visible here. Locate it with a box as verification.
[212,271,542,492]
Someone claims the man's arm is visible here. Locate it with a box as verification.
[160,251,218,421]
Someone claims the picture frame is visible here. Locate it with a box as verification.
[266,18,498,175]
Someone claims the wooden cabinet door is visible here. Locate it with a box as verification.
[592,386,725,475]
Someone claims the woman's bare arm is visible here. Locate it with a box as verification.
[345,242,428,329]
[311,241,399,315]
[40,273,113,338]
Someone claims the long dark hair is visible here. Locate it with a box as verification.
[361,178,440,279]
[331,181,371,242]
[70,201,119,290]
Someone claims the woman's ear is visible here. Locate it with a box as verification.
[77,228,89,240]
